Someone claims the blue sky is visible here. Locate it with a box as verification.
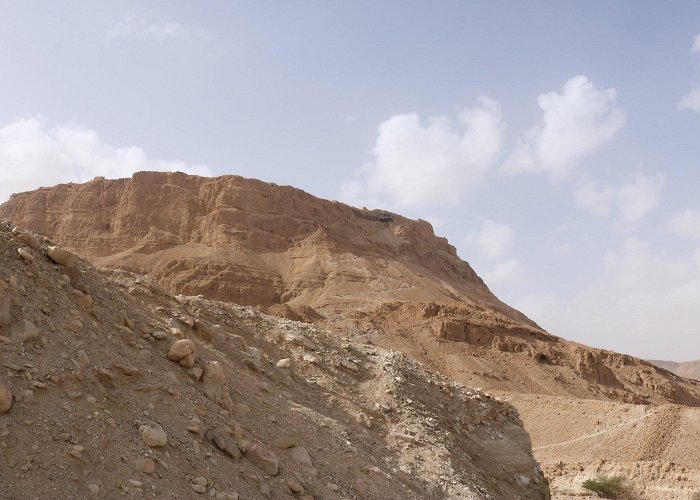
[2,1,700,360]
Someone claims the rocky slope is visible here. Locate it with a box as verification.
[650,359,700,381]
[2,171,699,408]
[0,221,550,499]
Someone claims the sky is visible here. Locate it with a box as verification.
[1,1,700,361]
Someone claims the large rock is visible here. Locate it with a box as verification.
[140,423,168,447]
[46,246,75,267]
[167,339,196,368]
[202,361,234,410]
[240,441,279,476]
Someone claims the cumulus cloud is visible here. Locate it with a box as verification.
[515,238,700,360]
[106,13,183,41]
[503,75,626,177]
[679,35,700,113]
[0,118,212,202]
[340,96,504,210]
[463,220,523,288]
[574,173,664,228]
[693,33,700,54]
[483,258,524,286]
[668,209,700,239]
[466,219,515,259]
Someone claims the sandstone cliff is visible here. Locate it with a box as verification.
[2,171,699,408]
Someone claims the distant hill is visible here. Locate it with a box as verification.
[650,359,700,381]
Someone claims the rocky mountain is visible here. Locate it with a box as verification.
[0,221,550,499]
[650,359,700,382]
[2,171,699,409]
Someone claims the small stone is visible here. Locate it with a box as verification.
[86,484,100,495]
[206,427,241,459]
[287,480,304,494]
[302,354,319,364]
[77,293,93,308]
[167,339,196,368]
[134,458,156,474]
[17,247,35,262]
[86,396,97,404]
[276,358,292,369]
[191,477,208,493]
[326,483,339,492]
[47,246,76,267]
[289,446,313,467]
[188,366,203,380]
[340,360,359,372]
[241,442,279,476]
[16,230,40,249]
[140,424,168,447]
[0,384,12,414]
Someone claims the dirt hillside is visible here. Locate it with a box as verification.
[504,393,700,499]
[2,171,699,408]
[0,220,551,499]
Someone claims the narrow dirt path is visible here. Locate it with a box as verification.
[533,407,655,451]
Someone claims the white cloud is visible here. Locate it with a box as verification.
[678,35,700,113]
[678,87,700,113]
[0,117,212,202]
[467,219,515,259]
[668,209,700,239]
[483,258,524,286]
[106,13,183,41]
[515,238,700,360]
[340,96,504,210]
[503,75,626,177]
[692,33,700,54]
[574,173,664,228]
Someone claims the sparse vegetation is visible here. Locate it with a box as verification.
[582,475,627,498]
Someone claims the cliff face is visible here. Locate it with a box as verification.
[0,171,529,323]
[3,171,700,407]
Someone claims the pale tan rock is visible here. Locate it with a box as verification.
[289,446,313,467]
[202,361,233,409]
[240,441,279,476]
[140,424,168,447]
[19,231,39,249]
[276,358,292,368]
[47,246,75,267]
[17,248,34,262]
[167,339,196,367]
[0,384,12,413]
[134,458,156,474]
[206,427,241,459]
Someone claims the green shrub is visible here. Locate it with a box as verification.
[581,475,627,498]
